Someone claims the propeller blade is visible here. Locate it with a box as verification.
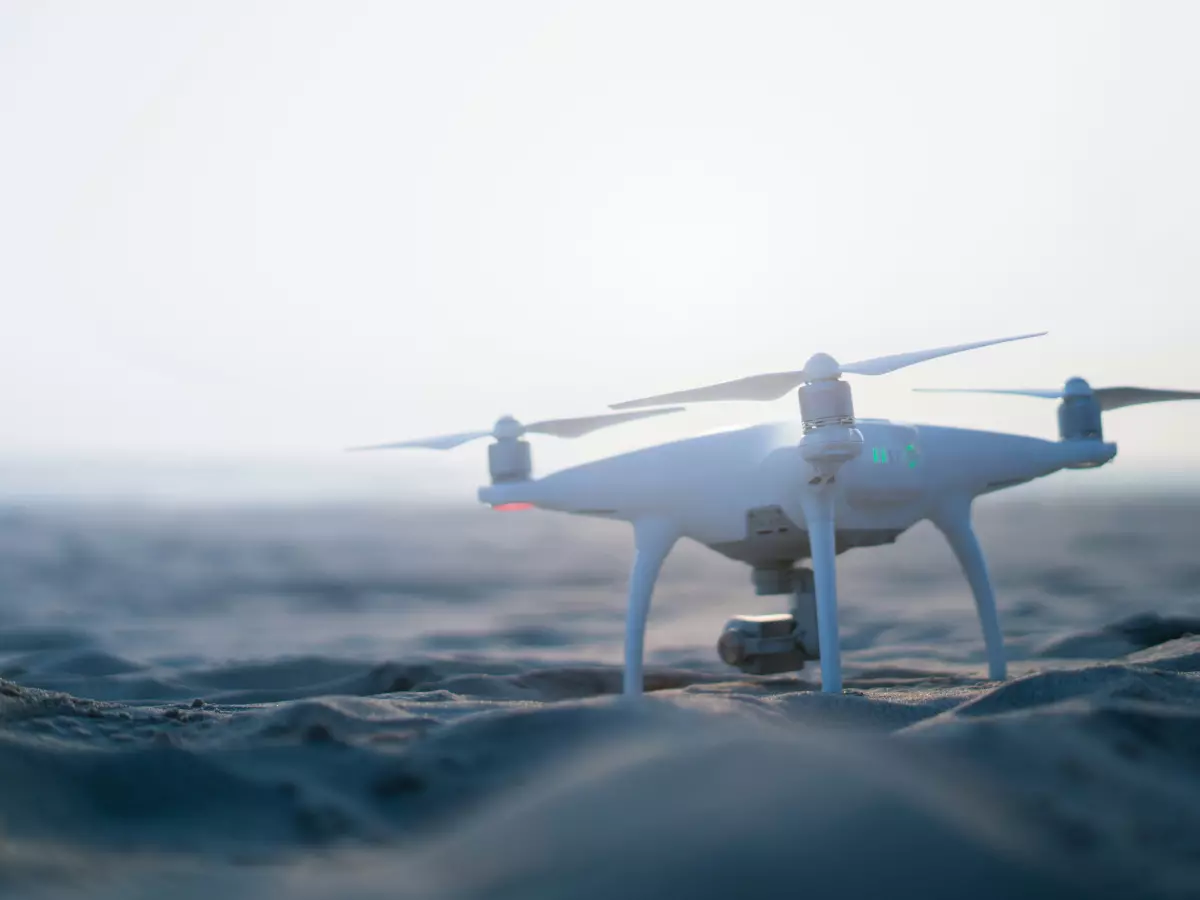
[1095,387,1200,411]
[347,430,492,451]
[610,332,1046,410]
[913,385,1200,412]
[525,406,685,438]
[609,372,808,410]
[840,332,1047,376]
[913,388,1064,400]
[347,407,684,451]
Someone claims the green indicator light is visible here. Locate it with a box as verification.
[905,443,919,468]
[871,447,890,464]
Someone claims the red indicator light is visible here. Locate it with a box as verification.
[493,502,534,512]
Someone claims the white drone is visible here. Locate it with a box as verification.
[352,334,1200,696]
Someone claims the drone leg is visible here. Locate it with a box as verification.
[623,519,679,697]
[931,499,1007,681]
[801,487,842,693]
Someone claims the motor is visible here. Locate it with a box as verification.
[1057,378,1103,443]
[488,435,533,484]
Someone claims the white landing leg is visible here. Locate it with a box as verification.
[623,519,679,697]
[931,498,1007,681]
[800,486,842,693]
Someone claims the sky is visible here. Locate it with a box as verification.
[2,1,1199,501]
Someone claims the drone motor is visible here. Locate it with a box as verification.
[488,435,533,484]
[1057,377,1103,443]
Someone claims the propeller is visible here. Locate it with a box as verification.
[914,378,1200,412]
[347,407,685,452]
[609,333,1047,409]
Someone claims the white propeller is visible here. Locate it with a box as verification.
[609,333,1047,409]
[914,380,1200,412]
[347,407,685,452]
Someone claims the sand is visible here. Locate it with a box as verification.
[0,494,1198,898]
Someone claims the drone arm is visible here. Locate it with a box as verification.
[623,519,679,696]
[930,498,1007,681]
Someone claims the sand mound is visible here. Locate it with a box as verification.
[1037,613,1200,660]
[0,632,1198,898]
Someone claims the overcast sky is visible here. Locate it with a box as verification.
[2,1,1199,499]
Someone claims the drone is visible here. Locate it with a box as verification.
[351,333,1200,696]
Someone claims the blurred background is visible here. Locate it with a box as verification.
[1,1,1198,670]
[2,0,1199,507]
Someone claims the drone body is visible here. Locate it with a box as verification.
[354,333,1198,696]
[479,418,1116,552]
[479,417,1117,693]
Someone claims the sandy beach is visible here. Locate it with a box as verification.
[0,494,1197,898]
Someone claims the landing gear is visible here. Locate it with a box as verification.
[930,498,1008,681]
[717,566,820,675]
